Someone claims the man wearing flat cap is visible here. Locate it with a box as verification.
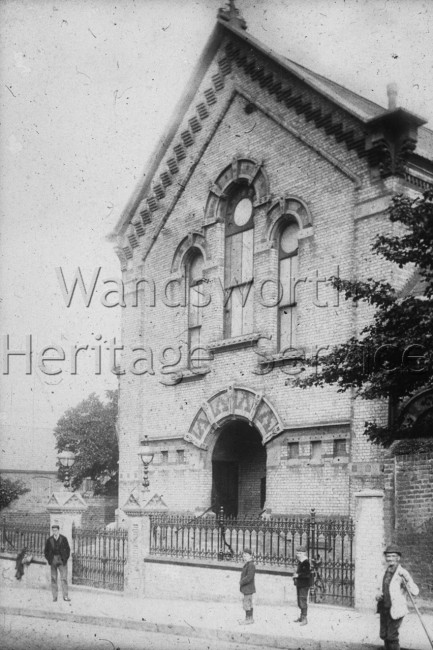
[44,524,71,602]
[376,544,418,650]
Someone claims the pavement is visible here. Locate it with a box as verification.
[1,584,433,650]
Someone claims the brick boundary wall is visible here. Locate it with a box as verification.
[81,496,118,528]
[0,496,118,529]
[383,451,433,600]
[0,511,50,526]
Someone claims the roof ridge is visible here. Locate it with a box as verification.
[221,20,385,121]
[287,56,433,140]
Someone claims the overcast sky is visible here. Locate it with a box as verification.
[1,0,432,449]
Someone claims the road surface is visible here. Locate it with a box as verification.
[1,613,276,650]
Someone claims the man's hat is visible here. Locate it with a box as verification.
[384,544,401,556]
[296,545,307,553]
[51,524,60,530]
[243,548,252,555]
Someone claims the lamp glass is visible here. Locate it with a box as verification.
[138,450,154,465]
[58,450,76,468]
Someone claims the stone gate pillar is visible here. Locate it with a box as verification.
[354,489,385,610]
[46,491,88,577]
[122,491,167,596]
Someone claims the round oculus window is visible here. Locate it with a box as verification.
[233,197,253,227]
[280,223,299,254]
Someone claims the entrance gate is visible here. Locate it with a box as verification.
[307,509,354,606]
[71,524,128,591]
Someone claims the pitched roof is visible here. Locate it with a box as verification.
[281,56,433,161]
[282,57,385,121]
[223,20,433,159]
[111,12,432,237]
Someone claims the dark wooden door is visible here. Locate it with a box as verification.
[212,461,239,516]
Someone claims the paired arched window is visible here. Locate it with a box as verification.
[203,163,309,349]
[278,220,299,350]
[224,182,255,338]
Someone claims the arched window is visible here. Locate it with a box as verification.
[187,250,205,364]
[278,220,299,350]
[224,182,255,338]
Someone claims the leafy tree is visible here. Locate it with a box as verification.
[54,390,119,494]
[0,476,30,510]
[296,190,433,447]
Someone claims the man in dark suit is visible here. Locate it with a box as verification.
[44,524,71,602]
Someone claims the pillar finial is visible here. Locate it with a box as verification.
[218,0,247,31]
[387,82,398,111]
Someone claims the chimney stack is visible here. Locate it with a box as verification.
[387,82,398,111]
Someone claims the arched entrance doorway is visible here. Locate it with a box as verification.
[211,419,266,517]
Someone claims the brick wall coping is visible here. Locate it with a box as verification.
[0,552,45,564]
[145,555,294,577]
[387,451,433,463]
[0,469,57,476]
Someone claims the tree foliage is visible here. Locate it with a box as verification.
[0,476,30,510]
[54,390,119,494]
[296,190,433,447]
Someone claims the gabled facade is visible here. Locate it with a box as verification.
[111,4,433,518]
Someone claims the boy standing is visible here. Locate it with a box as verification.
[239,548,255,625]
[293,545,311,626]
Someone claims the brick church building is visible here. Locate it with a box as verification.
[111,3,433,520]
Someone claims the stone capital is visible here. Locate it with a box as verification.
[46,491,88,514]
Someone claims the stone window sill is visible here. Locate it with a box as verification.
[171,366,211,382]
[333,456,350,464]
[282,458,348,466]
[208,333,261,353]
[258,350,305,367]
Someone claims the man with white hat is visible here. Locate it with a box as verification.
[376,544,419,650]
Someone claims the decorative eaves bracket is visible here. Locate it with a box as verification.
[365,107,427,178]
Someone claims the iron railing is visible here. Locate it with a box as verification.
[72,524,128,591]
[308,513,355,606]
[149,508,355,606]
[0,522,48,557]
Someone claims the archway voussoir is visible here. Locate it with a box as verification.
[185,385,284,450]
